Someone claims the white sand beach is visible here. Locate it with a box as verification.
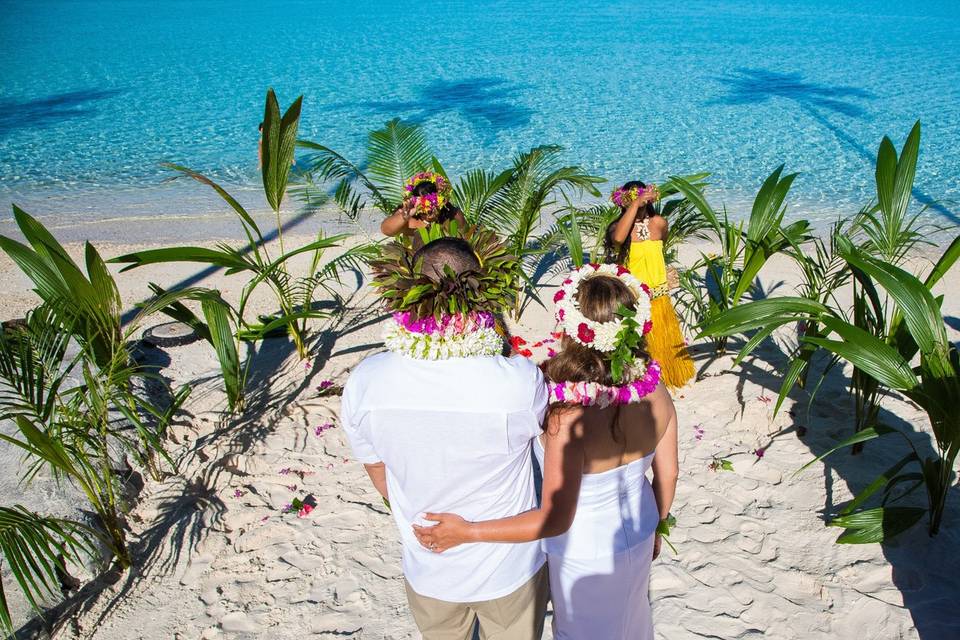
[1,221,959,640]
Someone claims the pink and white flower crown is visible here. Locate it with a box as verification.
[553,263,653,352]
[403,171,452,219]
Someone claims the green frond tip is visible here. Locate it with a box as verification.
[369,223,519,319]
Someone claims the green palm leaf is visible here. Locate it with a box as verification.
[0,506,98,637]
[366,119,432,207]
[261,89,303,213]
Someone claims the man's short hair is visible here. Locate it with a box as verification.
[414,237,480,280]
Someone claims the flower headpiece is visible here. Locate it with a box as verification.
[403,171,452,222]
[610,183,660,209]
[553,263,653,382]
[370,222,519,320]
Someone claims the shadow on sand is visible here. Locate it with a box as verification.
[688,326,960,639]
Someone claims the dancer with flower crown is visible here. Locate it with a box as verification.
[381,171,467,239]
[605,180,695,389]
[341,225,550,639]
[414,263,679,640]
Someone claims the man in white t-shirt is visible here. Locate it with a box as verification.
[340,237,548,639]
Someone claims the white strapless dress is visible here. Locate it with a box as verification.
[535,438,658,639]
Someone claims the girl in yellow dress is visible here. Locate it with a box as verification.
[605,180,694,389]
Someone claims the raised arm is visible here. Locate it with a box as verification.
[380,200,414,237]
[412,410,585,552]
[609,198,643,246]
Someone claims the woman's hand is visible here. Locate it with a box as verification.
[652,534,662,560]
[412,513,473,553]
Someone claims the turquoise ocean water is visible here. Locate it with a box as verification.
[1,0,958,226]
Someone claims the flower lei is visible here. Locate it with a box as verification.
[610,183,660,208]
[553,263,652,353]
[404,171,452,220]
[383,310,503,360]
[549,359,661,407]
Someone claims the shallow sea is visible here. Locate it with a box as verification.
[1,0,959,227]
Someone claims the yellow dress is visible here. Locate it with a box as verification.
[627,236,694,389]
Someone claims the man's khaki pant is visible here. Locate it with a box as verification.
[404,565,549,640]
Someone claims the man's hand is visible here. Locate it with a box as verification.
[412,513,473,553]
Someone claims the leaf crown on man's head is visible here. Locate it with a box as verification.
[369,223,519,320]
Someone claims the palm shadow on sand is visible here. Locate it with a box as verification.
[690,323,960,638]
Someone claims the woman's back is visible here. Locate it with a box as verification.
[535,391,670,560]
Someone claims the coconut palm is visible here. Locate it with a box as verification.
[111,91,376,370]
[296,118,434,219]
[671,165,812,352]
[476,145,603,317]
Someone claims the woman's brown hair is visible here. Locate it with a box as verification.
[544,275,648,390]
[543,274,649,438]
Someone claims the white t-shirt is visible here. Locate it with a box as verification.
[340,351,548,602]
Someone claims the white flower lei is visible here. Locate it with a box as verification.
[383,321,503,360]
[553,263,652,352]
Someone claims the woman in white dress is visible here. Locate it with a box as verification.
[414,264,679,639]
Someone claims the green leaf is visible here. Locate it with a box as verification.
[200,297,243,413]
[805,316,918,391]
[161,163,263,244]
[796,425,897,474]
[829,506,925,544]
[261,89,303,212]
[892,121,921,227]
[698,297,828,337]
[108,246,253,272]
[0,505,98,636]
[839,452,919,515]
[875,136,897,221]
[838,238,948,356]
[366,119,433,206]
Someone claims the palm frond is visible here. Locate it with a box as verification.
[0,506,98,637]
[366,119,433,207]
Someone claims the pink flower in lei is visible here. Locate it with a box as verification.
[549,360,661,408]
[393,311,495,335]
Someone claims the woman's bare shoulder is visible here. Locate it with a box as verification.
[546,405,587,440]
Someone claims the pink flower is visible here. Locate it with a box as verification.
[616,265,630,276]
[287,484,298,492]
[553,289,566,303]
[298,504,314,518]
[547,347,557,358]
[640,283,651,295]
[233,489,246,499]
[642,320,653,334]
[319,380,334,391]
[315,422,335,437]
[577,323,595,343]
[692,424,704,441]
[557,309,565,321]
[754,447,766,459]
[519,349,533,358]
[279,467,291,475]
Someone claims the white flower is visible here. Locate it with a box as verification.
[383,321,503,360]
[554,264,652,352]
